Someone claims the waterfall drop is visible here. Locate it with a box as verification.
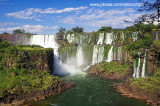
[106,46,113,62]
[141,49,148,78]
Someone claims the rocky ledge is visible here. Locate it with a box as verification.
[113,82,160,106]
[86,62,133,80]
[0,81,74,105]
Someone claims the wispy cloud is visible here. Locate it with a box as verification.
[0,25,58,33]
[60,8,142,28]
[6,6,88,21]
[0,22,20,27]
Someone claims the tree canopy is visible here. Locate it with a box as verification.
[71,26,84,33]
[98,26,112,32]
[12,29,25,34]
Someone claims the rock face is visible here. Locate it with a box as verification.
[1,82,74,104]
[0,34,30,45]
[0,48,54,73]
[113,81,160,106]
[87,63,133,80]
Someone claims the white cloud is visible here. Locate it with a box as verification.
[6,6,88,21]
[0,22,20,27]
[0,25,58,33]
[60,8,143,28]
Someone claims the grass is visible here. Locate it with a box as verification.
[96,62,130,74]
[0,68,61,98]
[130,70,160,95]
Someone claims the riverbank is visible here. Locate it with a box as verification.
[113,77,160,106]
[0,81,74,105]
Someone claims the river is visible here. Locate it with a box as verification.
[27,72,148,106]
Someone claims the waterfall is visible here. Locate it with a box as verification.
[30,35,76,75]
[155,31,159,40]
[113,47,117,60]
[133,61,136,78]
[77,46,84,68]
[132,32,138,42]
[67,34,75,43]
[121,32,125,40]
[92,45,104,65]
[97,33,104,45]
[117,46,122,61]
[106,46,113,62]
[141,49,148,78]
[105,33,113,44]
[125,51,128,62]
[136,52,141,78]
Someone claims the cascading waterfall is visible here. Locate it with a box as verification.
[125,51,128,62]
[30,35,76,75]
[136,52,141,78]
[141,49,148,78]
[105,33,113,44]
[97,33,104,45]
[67,34,75,43]
[77,45,84,68]
[117,46,122,61]
[121,32,125,40]
[133,52,141,78]
[92,33,105,65]
[106,46,113,62]
[132,32,138,41]
[155,31,159,40]
[113,47,117,60]
[92,45,104,65]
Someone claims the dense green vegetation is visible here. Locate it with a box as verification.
[96,62,130,74]
[0,69,61,97]
[0,40,60,99]
[130,70,160,94]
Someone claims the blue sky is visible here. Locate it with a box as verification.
[0,0,154,34]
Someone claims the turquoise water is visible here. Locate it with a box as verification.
[28,72,149,106]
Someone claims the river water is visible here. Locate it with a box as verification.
[27,72,148,106]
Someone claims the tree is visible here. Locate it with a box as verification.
[135,0,160,24]
[98,26,112,32]
[12,29,25,34]
[58,27,65,34]
[71,26,84,33]
[1,32,10,35]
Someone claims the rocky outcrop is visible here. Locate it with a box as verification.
[0,34,30,45]
[0,81,74,104]
[86,62,133,80]
[113,81,160,106]
[0,48,54,73]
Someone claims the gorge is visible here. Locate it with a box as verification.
[0,24,160,106]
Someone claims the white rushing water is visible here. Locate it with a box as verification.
[141,49,148,78]
[136,52,141,78]
[155,31,159,40]
[92,33,105,65]
[77,45,84,68]
[132,32,138,42]
[67,34,75,43]
[117,46,122,61]
[133,52,141,78]
[92,45,104,65]
[106,46,113,62]
[30,35,76,75]
[105,33,113,44]
[97,33,104,45]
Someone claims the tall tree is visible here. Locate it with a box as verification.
[71,26,84,33]
[135,0,160,24]
[12,29,25,34]
[58,27,65,34]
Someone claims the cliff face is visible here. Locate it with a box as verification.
[0,34,30,45]
[0,47,54,73]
